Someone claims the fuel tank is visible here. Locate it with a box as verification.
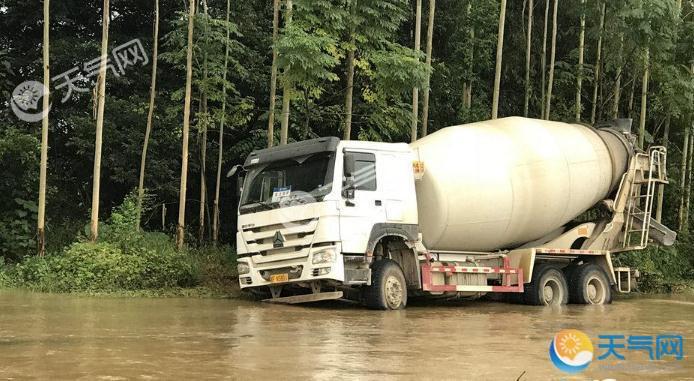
[410,117,632,251]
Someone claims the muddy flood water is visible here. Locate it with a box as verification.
[0,291,692,380]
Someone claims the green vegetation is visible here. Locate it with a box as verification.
[616,235,694,293]
[0,194,238,297]
[1,0,693,295]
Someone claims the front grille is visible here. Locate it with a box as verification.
[243,218,318,256]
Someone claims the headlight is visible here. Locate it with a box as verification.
[237,262,250,275]
[312,249,336,265]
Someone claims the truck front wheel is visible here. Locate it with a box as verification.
[568,263,612,304]
[523,263,569,306]
[364,259,407,310]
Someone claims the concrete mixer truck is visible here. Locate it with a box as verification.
[234,117,675,309]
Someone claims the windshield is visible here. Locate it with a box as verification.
[239,152,335,214]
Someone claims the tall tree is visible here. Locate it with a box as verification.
[638,48,649,149]
[137,0,160,229]
[540,0,549,118]
[590,1,605,124]
[679,125,690,230]
[279,0,293,145]
[491,0,506,119]
[176,0,196,250]
[267,0,279,147]
[411,0,422,142]
[90,0,110,242]
[213,0,232,244]
[462,2,474,110]
[575,0,585,122]
[37,0,49,255]
[685,128,694,227]
[612,35,624,119]
[421,0,435,137]
[199,0,210,244]
[544,0,558,120]
[523,0,533,117]
[343,2,356,140]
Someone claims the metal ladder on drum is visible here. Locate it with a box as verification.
[622,147,668,250]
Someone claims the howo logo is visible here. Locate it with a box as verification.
[273,231,285,248]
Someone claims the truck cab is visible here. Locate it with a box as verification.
[236,137,419,307]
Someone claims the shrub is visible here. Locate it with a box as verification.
[3,193,204,293]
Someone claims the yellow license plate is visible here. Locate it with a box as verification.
[270,274,289,283]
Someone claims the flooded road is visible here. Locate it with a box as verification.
[0,291,691,380]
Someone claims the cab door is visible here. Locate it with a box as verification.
[339,151,386,254]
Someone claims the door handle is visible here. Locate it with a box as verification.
[375,200,382,206]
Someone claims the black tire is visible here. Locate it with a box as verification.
[523,262,569,306]
[568,263,613,305]
[364,259,407,310]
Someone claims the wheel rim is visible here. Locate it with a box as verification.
[586,276,606,304]
[542,279,562,305]
[384,275,404,308]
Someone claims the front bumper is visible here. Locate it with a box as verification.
[237,245,344,289]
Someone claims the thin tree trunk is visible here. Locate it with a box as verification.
[198,0,210,244]
[411,0,422,142]
[303,89,310,138]
[590,1,605,124]
[137,0,159,230]
[213,0,231,244]
[540,0,549,118]
[279,0,293,145]
[612,35,623,119]
[628,75,636,118]
[491,0,506,120]
[463,2,473,110]
[37,0,50,255]
[343,36,355,140]
[655,116,669,222]
[421,0,435,136]
[523,0,533,118]
[638,47,649,149]
[90,0,110,242]
[685,129,694,227]
[176,0,196,250]
[267,0,279,148]
[544,0,558,120]
[575,0,585,122]
[679,126,690,230]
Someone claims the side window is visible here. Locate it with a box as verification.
[344,152,377,191]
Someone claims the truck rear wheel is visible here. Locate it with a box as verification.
[568,263,612,304]
[364,259,407,310]
[523,263,568,306]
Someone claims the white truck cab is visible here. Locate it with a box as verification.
[236,138,419,306]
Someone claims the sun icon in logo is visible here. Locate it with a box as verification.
[10,80,51,123]
[13,81,43,110]
[549,329,594,374]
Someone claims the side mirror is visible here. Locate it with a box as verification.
[342,154,357,200]
[343,155,356,178]
[226,164,242,178]
[342,176,355,199]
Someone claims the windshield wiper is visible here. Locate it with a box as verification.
[241,200,276,212]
